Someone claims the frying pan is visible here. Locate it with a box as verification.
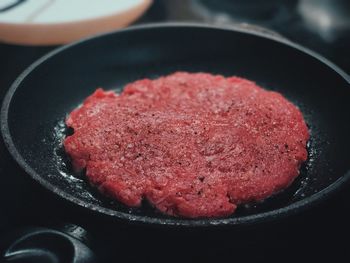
[1,23,350,227]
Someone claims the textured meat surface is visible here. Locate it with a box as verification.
[64,72,309,218]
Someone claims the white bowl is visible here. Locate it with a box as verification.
[0,0,152,45]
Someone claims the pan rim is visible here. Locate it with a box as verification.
[1,22,350,227]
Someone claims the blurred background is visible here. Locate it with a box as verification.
[145,0,350,73]
[1,0,349,72]
[1,0,349,99]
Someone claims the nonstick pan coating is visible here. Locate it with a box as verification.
[1,23,350,226]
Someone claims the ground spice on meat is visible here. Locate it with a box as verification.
[64,72,309,218]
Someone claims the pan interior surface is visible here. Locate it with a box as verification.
[2,25,350,226]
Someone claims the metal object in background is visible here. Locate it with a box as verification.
[298,0,350,43]
[191,0,298,24]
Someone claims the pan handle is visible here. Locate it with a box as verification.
[0,224,96,263]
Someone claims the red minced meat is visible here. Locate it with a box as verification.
[64,72,309,218]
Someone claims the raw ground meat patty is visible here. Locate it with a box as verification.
[64,72,309,218]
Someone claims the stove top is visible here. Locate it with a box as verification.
[0,1,349,262]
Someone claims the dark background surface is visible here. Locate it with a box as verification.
[0,1,349,262]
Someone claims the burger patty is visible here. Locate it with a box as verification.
[64,72,309,218]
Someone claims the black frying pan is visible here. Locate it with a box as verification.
[1,23,350,227]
